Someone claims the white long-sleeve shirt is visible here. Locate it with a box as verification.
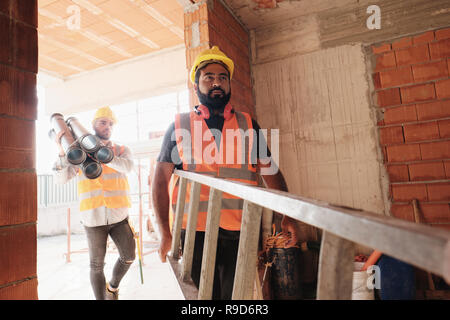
[53,143,134,227]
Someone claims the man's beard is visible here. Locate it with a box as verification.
[197,87,231,112]
[95,131,110,140]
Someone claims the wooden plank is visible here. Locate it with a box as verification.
[253,267,263,300]
[171,177,187,260]
[181,181,201,282]
[168,256,198,300]
[232,200,263,300]
[317,231,355,300]
[198,188,223,300]
[174,170,450,280]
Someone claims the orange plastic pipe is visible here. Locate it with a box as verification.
[362,250,383,271]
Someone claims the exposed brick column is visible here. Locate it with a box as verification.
[0,0,38,299]
[183,0,255,116]
[371,28,450,230]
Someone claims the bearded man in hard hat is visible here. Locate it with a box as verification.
[152,46,299,299]
[53,107,135,300]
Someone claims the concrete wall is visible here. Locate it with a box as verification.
[232,0,450,53]
[253,45,387,216]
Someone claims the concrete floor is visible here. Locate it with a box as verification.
[37,232,184,300]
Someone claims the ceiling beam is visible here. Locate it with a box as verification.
[71,0,161,49]
[39,8,134,59]
[38,34,107,66]
[129,0,184,39]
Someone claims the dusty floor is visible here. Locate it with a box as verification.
[37,232,184,300]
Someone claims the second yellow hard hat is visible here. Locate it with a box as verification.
[92,106,117,125]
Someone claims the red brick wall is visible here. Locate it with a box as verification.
[183,0,255,116]
[0,0,38,299]
[372,28,450,230]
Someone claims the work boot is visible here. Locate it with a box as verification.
[105,283,119,300]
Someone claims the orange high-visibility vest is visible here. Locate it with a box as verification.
[170,109,258,231]
[77,144,131,213]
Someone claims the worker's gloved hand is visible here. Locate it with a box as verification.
[280,216,299,248]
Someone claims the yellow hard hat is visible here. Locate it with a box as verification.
[92,106,117,125]
[190,46,234,84]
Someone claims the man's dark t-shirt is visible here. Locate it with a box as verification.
[157,113,271,168]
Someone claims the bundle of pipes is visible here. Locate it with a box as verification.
[49,113,114,179]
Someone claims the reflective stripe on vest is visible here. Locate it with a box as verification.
[171,110,258,231]
[77,144,131,212]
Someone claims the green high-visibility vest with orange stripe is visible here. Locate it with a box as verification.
[77,144,131,217]
[170,109,258,231]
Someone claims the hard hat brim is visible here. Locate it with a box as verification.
[190,55,234,84]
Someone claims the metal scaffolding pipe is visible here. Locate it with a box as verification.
[49,113,86,165]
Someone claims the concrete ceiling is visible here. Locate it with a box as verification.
[37,0,353,80]
[38,0,185,79]
[223,0,355,30]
